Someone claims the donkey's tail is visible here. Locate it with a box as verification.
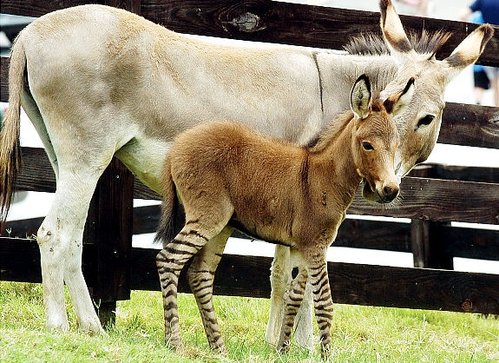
[154,157,184,245]
[0,35,26,224]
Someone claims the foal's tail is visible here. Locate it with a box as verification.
[0,35,26,224]
[155,157,184,245]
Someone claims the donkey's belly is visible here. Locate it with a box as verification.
[115,136,172,195]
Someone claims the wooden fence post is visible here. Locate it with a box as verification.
[84,158,134,327]
[410,165,454,269]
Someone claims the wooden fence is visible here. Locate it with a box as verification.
[1,0,498,323]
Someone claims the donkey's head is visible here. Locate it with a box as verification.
[350,74,415,203]
[378,0,494,178]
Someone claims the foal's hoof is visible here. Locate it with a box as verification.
[277,340,291,354]
[211,344,228,356]
[321,346,332,361]
[165,336,182,351]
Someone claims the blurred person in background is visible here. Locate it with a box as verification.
[459,0,499,106]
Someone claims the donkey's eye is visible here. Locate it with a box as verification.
[417,114,435,128]
[362,141,374,151]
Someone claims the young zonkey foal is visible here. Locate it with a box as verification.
[156,75,414,357]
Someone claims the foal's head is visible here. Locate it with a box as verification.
[350,75,415,203]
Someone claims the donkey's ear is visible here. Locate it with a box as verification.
[443,24,494,81]
[384,78,415,116]
[379,0,416,61]
[350,74,372,119]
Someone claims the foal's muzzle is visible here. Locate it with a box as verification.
[362,180,399,204]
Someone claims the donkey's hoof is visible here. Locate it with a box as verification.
[46,316,70,332]
[78,318,105,336]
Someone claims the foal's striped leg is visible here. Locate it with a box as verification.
[277,263,309,353]
[187,227,232,353]
[308,257,334,359]
[156,224,214,350]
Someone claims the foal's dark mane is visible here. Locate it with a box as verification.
[344,30,452,57]
[306,110,353,152]
[307,94,386,153]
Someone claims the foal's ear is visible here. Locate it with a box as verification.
[350,74,372,119]
[379,0,416,61]
[443,24,494,81]
[384,78,415,116]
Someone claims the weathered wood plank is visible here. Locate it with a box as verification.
[130,249,499,314]
[439,103,499,149]
[140,0,499,66]
[349,177,499,225]
[0,0,498,66]
[411,163,499,183]
[132,204,413,251]
[134,176,499,225]
[0,237,98,286]
[440,226,499,261]
[3,206,413,252]
[2,239,497,314]
[0,57,8,103]
[0,0,141,17]
[15,147,56,193]
[5,205,498,261]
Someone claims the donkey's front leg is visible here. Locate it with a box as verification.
[277,261,309,353]
[266,245,291,346]
[267,245,314,350]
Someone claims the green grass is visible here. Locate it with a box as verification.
[1,281,497,362]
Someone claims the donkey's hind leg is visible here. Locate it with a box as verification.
[187,226,233,353]
[37,167,105,334]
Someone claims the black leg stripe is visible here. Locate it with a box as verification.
[313,278,330,295]
[179,230,209,242]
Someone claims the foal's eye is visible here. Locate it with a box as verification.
[362,141,374,151]
[417,114,435,128]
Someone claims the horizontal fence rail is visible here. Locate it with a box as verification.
[1,0,498,317]
[5,204,499,261]
[1,238,498,314]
